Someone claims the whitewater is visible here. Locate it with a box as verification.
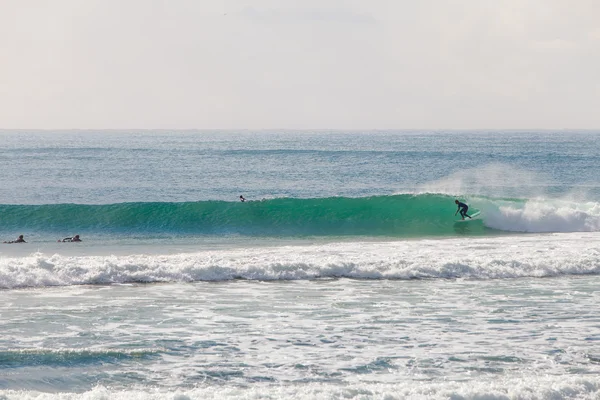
[1,130,600,399]
[2,233,600,289]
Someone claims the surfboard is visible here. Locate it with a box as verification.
[456,211,480,222]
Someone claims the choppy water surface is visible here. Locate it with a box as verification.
[2,275,600,399]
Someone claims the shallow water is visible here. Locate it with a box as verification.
[2,274,600,398]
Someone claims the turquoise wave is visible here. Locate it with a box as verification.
[0,194,487,237]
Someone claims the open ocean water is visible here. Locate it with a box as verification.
[1,130,600,399]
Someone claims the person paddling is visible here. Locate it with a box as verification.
[3,234,26,243]
[61,234,82,242]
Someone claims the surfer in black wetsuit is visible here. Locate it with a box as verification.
[239,195,246,202]
[62,235,82,242]
[3,234,26,243]
[454,200,471,220]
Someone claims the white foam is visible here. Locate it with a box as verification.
[478,198,600,233]
[1,376,599,399]
[2,233,600,288]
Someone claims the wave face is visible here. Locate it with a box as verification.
[0,194,483,237]
[2,194,600,238]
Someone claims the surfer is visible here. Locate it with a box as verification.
[62,235,82,242]
[239,195,246,202]
[454,200,471,220]
[4,234,26,244]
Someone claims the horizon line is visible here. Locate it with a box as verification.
[1,128,599,132]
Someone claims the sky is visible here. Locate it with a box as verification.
[0,0,599,129]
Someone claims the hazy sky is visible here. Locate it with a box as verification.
[1,0,599,129]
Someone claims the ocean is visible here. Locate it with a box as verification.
[1,130,600,399]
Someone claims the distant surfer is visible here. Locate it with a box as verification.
[454,200,471,220]
[61,235,82,242]
[239,195,246,202]
[4,234,26,244]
